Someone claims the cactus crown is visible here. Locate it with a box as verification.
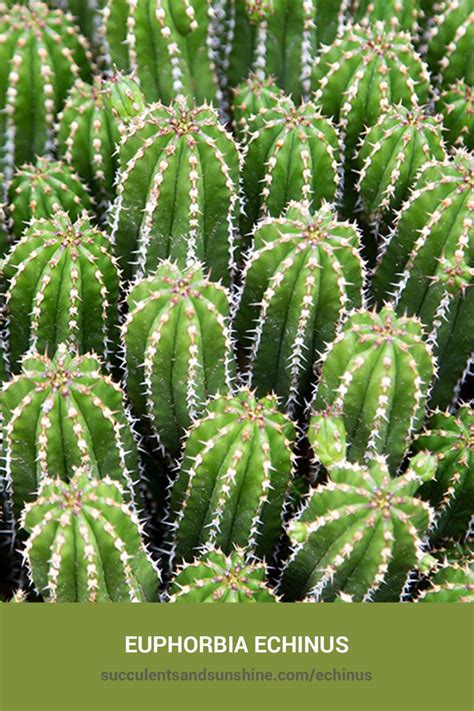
[352,0,422,33]
[169,548,277,602]
[21,469,159,602]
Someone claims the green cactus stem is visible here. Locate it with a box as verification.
[169,548,277,602]
[52,0,106,49]
[21,469,159,602]
[232,74,283,140]
[1,345,140,518]
[3,212,120,369]
[356,105,446,230]
[311,22,431,157]
[111,100,241,283]
[414,405,473,543]
[0,1,93,181]
[280,450,436,601]
[7,158,92,239]
[427,0,474,87]
[437,80,474,150]
[352,0,422,34]
[122,262,235,456]
[417,560,474,602]
[310,305,435,472]
[241,95,341,235]
[100,72,147,130]
[374,149,474,409]
[169,389,296,563]
[102,0,222,106]
[236,202,365,413]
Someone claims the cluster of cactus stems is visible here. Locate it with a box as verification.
[0,0,472,605]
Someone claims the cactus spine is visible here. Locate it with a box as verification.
[169,548,277,602]
[169,389,296,563]
[112,100,241,283]
[122,262,235,456]
[437,80,474,150]
[236,202,366,413]
[280,447,436,602]
[21,469,159,602]
[374,149,474,409]
[310,306,435,472]
[1,346,139,518]
[0,1,92,180]
[3,212,120,369]
[352,0,422,33]
[241,96,341,234]
[427,0,474,86]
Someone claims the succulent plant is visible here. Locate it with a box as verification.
[232,74,283,140]
[280,448,437,602]
[21,469,159,602]
[111,100,241,283]
[169,389,296,564]
[311,22,431,157]
[100,72,147,130]
[374,149,474,409]
[437,80,474,150]
[3,212,120,370]
[51,0,106,48]
[427,0,474,87]
[122,262,235,457]
[6,158,92,239]
[169,547,277,602]
[0,1,92,180]
[356,105,446,230]
[1,345,139,518]
[310,306,435,472]
[417,560,474,602]
[102,0,222,105]
[241,95,341,235]
[236,202,365,414]
[414,405,473,543]
[351,0,422,33]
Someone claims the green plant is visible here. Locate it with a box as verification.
[352,0,422,33]
[169,548,277,602]
[417,560,474,603]
[21,469,159,602]
[437,80,474,150]
[427,0,474,87]
[232,74,283,140]
[169,389,296,563]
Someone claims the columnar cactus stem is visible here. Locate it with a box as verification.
[0,1,93,181]
[427,0,474,87]
[241,96,341,235]
[122,262,235,456]
[236,202,366,413]
[437,80,474,150]
[356,105,446,230]
[1,345,140,518]
[169,389,296,563]
[310,306,435,472]
[280,450,436,602]
[232,74,283,140]
[52,0,106,49]
[7,158,92,239]
[311,22,431,157]
[169,548,277,602]
[414,405,474,542]
[374,149,474,409]
[100,72,146,130]
[102,0,222,106]
[3,212,120,369]
[417,560,474,602]
[21,469,159,602]
[112,100,241,283]
[352,0,422,33]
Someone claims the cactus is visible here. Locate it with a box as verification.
[232,74,283,140]
[169,548,277,602]
[169,389,296,563]
[311,22,431,157]
[241,96,341,235]
[1,345,139,518]
[122,262,235,456]
[100,72,147,130]
[102,0,222,106]
[417,560,474,602]
[236,202,366,413]
[111,100,241,283]
[351,0,422,33]
[0,1,92,181]
[414,405,473,543]
[356,105,446,230]
[21,469,159,602]
[280,448,436,601]
[6,158,92,239]
[310,306,435,472]
[437,80,474,150]
[374,149,474,409]
[427,0,474,87]
[3,212,120,369]
[51,0,106,48]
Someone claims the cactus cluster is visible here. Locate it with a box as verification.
[0,0,472,605]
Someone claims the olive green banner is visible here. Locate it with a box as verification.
[0,604,472,711]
